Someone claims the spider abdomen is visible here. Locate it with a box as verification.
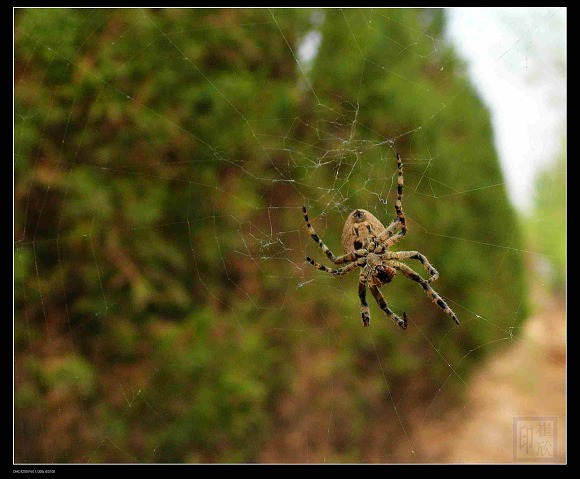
[341,209,385,254]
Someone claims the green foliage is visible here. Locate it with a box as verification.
[524,141,566,292]
[14,8,527,463]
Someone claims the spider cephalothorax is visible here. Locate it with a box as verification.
[368,257,397,286]
[302,153,459,330]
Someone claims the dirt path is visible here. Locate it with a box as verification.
[416,291,566,463]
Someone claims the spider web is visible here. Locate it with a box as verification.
[13,7,566,464]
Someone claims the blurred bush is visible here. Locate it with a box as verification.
[524,140,566,294]
[14,8,527,463]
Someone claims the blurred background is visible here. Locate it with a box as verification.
[14,8,565,463]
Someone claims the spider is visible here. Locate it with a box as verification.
[302,153,459,330]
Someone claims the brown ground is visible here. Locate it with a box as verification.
[259,281,566,464]
[415,290,566,463]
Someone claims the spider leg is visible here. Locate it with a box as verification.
[377,230,406,251]
[393,153,407,236]
[369,284,408,330]
[375,219,403,243]
[390,261,459,325]
[358,274,370,327]
[381,251,439,282]
[303,206,366,264]
[376,153,407,246]
[305,256,363,276]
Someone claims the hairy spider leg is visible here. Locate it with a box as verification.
[369,284,408,330]
[381,251,439,282]
[394,153,407,234]
[391,261,459,325]
[305,256,364,276]
[374,220,403,249]
[358,276,370,327]
[376,153,407,249]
